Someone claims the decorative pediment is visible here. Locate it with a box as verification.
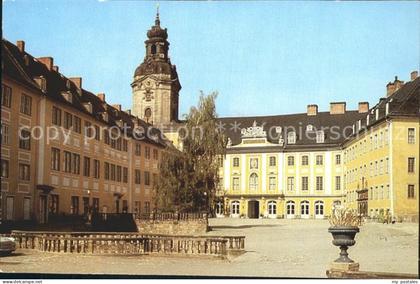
[241,121,266,138]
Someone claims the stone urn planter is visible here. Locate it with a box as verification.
[328,208,362,266]
[328,226,359,263]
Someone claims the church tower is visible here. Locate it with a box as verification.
[131,9,181,126]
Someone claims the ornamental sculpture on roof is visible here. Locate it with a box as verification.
[241,121,267,138]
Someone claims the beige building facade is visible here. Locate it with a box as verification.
[1,39,165,225]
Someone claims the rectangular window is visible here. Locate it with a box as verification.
[84,121,92,138]
[335,154,341,165]
[408,157,415,173]
[71,196,79,215]
[1,124,9,145]
[49,194,59,215]
[74,116,81,133]
[104,129,110,145]
[232,177,240,191]
[233,157,239,167]
[153,149,158,160]
[287,132,296,144]
[134,201,141,215]
[301,155,308,166]
[116,165,122,182]
[287,156,294,166]
[110,164,116,181]
[144,171,150,186]
[316,176,323,191]
[316,155,323,166]
[52,106,62,126]
[316,131,324,143]
[64,151,72,173]
[116,138,122,151]
[72,153,80,175]
[83,157,90,177]
[145,146,150,159]
[1,159,9,178]
[123,167,128,183]
[408,128,415,144]
[20,94,32,115]
[287,177,294,191]
[19,129,31,150]
[94,125,100,141]
[19,163,30,180]
[408,184,415,199]
[269,176,276,191]
[335,176,341,190]
[93,159,100,179]
[104,162,110,180]
[1,84,12,107]
[269,156,276,167]
[92,198,99,213]
[51,148,60,171]
[64,112,72,129]
[135,169,141,184]
[135,143,141,156]
[301,176,308,191]
[122,139,128,151]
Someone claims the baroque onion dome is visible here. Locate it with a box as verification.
[133,9,180,85]
[146,11,168,40]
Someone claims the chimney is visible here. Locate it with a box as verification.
[37,57,53,71]
[126,109,131,115]
[16,41,25,53]
[307,104,318,116]
[97,93,106,102]
[112,104,121,111]
[358,102,369,113]
[330,102,346,115]
[386,76,404,97]
[411,71,418,81]
[52,66,59,72]
[69,77,82,89]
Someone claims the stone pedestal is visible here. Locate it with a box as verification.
[330,261,360,272]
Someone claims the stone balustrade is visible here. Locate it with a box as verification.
[10,231,245,257]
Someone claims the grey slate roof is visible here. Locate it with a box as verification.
[2,39,166,148]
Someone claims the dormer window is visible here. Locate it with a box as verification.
[83,102,92,114]
[316,131,325,143]
[61,91,73,104]
[306,124,313,132]
[287,131,296,144]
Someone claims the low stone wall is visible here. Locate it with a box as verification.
[135,213,209,235]
[10,230,244,258]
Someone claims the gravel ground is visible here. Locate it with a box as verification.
[0,218,418,277]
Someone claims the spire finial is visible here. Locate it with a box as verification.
[155,3,160,26]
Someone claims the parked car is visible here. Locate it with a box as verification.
[0,236,16,256]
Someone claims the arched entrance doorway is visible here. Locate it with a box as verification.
[248,200,259,218]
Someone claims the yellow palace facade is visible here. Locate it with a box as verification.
[343,74,419,222]
[214,73,419,220]
[214,104,367,219]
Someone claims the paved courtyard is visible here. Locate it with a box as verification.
[0,218,418,277]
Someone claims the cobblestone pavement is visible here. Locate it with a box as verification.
[0,219,418,277]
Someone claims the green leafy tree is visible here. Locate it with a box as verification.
[154,92,226,214]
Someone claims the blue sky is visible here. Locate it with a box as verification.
[3,1,419,118]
